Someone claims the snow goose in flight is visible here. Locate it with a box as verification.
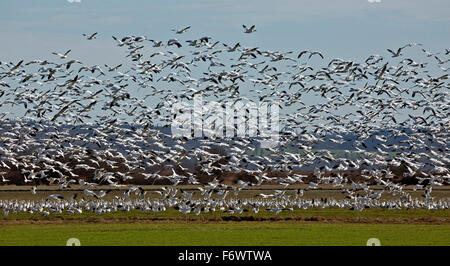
[242,25,256,33]
[172,26,191,34]
[82,32,98,40]
[387,47,403,57]
[1,176,10,183]
[112,36,126,46]
[52,50,71,59]
[46,194,64,200]
[167,38,183,48]
[297,50,324,59]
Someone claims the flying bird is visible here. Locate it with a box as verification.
[52,50,71,59]
[82,32,98,40]
[242,25,256,33]
[172,26,191,34]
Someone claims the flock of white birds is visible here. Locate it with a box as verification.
[0,25,449,217]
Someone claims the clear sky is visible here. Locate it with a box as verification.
[1,0,449,65]
[0,0,449,128]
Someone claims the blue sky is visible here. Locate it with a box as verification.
[1,0,449,64]
[0,0,449,125]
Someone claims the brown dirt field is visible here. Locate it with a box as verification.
[0,215,448,225]
[0,184,449,201]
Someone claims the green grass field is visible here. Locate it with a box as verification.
[1,222,449,246]
[2,207,450,221]
[1,208,449,246]
[1,186,449,246]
